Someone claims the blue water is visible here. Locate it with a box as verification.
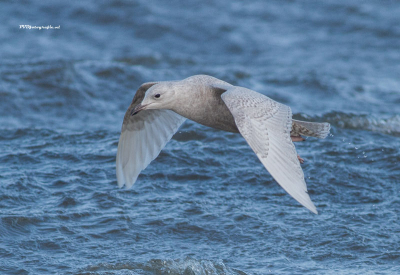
[1,0,400,274]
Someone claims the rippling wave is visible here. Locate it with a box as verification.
[1,0,400,274]
[85,258,247,275]
[325,112,400,136]
[295,112,400,136]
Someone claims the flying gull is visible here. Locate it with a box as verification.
[116,75,330,214]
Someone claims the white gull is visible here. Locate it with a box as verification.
[116,75,330,214]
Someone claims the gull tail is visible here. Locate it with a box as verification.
[292,120,331,139]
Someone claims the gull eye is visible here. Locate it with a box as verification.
[154,94,161,98]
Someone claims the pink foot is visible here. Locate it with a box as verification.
[297,155,304,164]
[291,136,305,142]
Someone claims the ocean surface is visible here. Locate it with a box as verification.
[1,0,400,274]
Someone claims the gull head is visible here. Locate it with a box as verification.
[131,83,177,115]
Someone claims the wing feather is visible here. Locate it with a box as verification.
[220,86,317,214]
[116,109,185,188]
[116,82,186,188]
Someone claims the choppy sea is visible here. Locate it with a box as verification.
[0,0,399,274]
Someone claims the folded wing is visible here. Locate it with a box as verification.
[220,86,317,214]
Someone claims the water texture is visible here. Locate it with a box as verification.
[0,0,399,274]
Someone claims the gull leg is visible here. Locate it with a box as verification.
[291,136,305,142]
[291,136,305,163]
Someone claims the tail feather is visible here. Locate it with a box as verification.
[292,120,331,139]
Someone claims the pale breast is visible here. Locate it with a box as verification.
[172,84,239,133]
[198,93,239,133]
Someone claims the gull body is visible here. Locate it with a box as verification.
[138,76,238,132]
[117,75,330,214]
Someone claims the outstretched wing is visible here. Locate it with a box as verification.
[116,83,186,188]
[220,86,317,214]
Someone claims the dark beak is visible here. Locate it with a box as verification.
[130,103,149,116]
